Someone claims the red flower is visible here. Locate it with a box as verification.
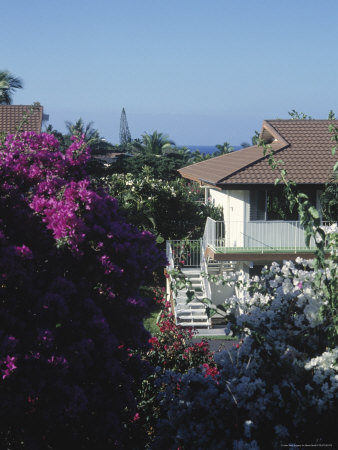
[132,412,140,422]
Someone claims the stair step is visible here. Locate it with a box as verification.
[174,268,211,327]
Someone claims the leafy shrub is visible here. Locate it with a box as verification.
[154,228,338,449]
[99,168,222,242]
[130,287,217,448]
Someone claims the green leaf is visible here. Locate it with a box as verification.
[206,307,217,318]
[333,161,338,172]
[297,193,308,200]
[186,290,195,303]
[308,206,320,219]
[274,178,280,186]
[156,235,164,244]
[317,228,326,240]
[176,280,186,290]
[305,234,311,248]
[55,323,62,328]
[217,304,228,313]
[332,147,336,156]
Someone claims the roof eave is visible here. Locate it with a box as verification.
[260,120,290,147]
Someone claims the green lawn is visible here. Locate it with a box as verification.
[143,307,161,336]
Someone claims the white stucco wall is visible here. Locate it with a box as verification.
[209,189,249,247]
[209,188,228,218]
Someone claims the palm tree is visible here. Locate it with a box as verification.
[133,131,175,155]
[64,118,100,142]
[0,71,23,104]
[214,141,234,156]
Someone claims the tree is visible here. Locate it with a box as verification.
[64,118,100,142]
[100,168,222,242]
[112,152,189,181]
[321,171,338,221]
[240,141,250,148]
[133,131,175,155]
[0,70,23,104]
[251,130,260,145]
[288,109,313,120]
[119,107,132,146]
[214,141,234,156]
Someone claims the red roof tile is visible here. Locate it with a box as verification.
[179,120,337,186]
[0,105,43,134]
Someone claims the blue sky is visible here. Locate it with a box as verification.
[2,0,338,145]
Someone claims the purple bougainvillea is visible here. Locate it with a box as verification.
[0,132,165,448]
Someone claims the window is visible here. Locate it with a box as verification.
[250,190,266,221]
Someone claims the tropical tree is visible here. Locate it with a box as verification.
[133,131,175,155]
[240,141,250,148]
[0,71,23,104]
[64,118,100,142]
[214,141,234,156]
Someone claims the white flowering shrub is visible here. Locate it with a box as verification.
[155,228,337,449]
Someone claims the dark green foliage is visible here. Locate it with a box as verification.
[112,152,188,181]
[214,141,234,155]
[65,118,100,141]
[321,176,338,221]
[132,131,175,155]
[288,109,313,120]
[266,186,317,221]
[251,130,260,145]
[99,168,222,242]
[241,141,250,148]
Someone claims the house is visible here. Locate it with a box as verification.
[166,120,337,328]
[92,152,132,166]
[0,104,47,135]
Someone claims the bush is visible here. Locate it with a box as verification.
[154,230,338,448]
[130,287,217,448]
[99,168,222,242]
[0,131,165,448]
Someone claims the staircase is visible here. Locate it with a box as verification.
[175,268,211,328]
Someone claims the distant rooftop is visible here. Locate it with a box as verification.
[0,104,43,134]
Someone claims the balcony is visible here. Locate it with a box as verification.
[203,217,332,261]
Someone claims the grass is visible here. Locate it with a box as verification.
[143,307,161,336]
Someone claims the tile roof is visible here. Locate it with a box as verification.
[93,152,130,163]
[0,105,43,134]
[178,120,338,186]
